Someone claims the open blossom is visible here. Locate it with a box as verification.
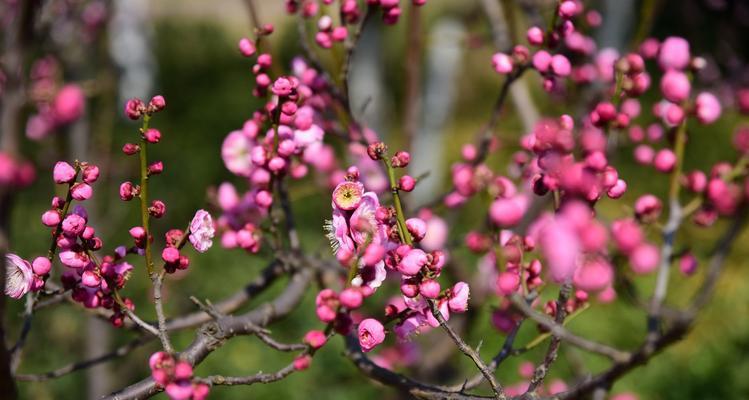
[358,318,385,352]
[189,209,215,253]
[5,254,34,299]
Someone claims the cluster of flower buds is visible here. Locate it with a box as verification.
[149,352,209,400]
[319,150,470,353]
[520,116,627,204]
[287,0,427,38]
[313,15,349,48]
[0,152,36,190]
[25,56,86,140]
[63,247,135,326]
[124,94,166,121]
[438,141,501,208]
[218,57,341,252]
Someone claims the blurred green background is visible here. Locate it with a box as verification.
[5,1,749,399]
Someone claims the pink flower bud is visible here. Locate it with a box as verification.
[124,98,144,120]
[397,248,428,276]
[658,36,690,71]
[492,53,514,74]
[694,92,721,124]
[256,73,271,88]
[41,210,61,227]
[70,182,93,201]
[684,171,707,192]
[255,190,273,208]
[405,218,427,242]
[607,179,627,199]
[532,50,552,72]
[629,243,660,274]
[417,279,441,300]
[358,318,385,352]
[81,270,101,287]
[53,161,77,184]
[331,26,348,41]
[148,161,164,176]
[527,26,544,46]
[32,257,52,275]
[653,149,676,172]
[268,156,287,173]
[558,1,577,17]
[143,128,161,144]
[633,144,655,165]
[62,214,86,236]
[634,194,662,221]
[129,226,146,240]
[304,330,328,349]
[149,200,166,218]
[362,243,385,266]
[399,175,416,192]
[573,258,613,292]
[81,164,99,184]
[489,195,527,228]
[391,151,410,168]
[122,143,140,155]
[149,95,166,112]
[448,281,470,312]
[293,355,312,371]
[340,288,363,309]
[679,252,698,276]
[550,54,571,76]
[660,70,690,103]
[238,37,256,57]
[496,272,520,295]
[53,85,85,124]
[81,226,95,240]
[119,181,137,201]
[271,77,294,97]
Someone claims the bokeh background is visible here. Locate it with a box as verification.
[4,0,749,399]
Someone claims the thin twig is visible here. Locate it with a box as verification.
[14,336,152,382]
[428,300,505,400]
[152,270,173,353]
[525,284,571,394]
[509,294,630,362]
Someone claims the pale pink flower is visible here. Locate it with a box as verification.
[5,254,33,299]
[221,131,253,177]
[189,209,215,253]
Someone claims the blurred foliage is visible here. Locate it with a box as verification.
[6,2,749,399]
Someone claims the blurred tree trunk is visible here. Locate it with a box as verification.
[0,1,41,398]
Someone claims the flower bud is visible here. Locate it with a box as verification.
[124,98,144,120]
[143,128,161,144]
[53,161,77,184]
[70,182,93,201]
[149,200,166,218]
[148,161,164,176]
[32,257,52,275]
[366,142,388,160]
[41,210,61,227]
[122,143,140,155]
[238,38,256,57]
[149,95,166,112]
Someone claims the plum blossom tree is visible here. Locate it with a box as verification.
[1,1,748,400]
